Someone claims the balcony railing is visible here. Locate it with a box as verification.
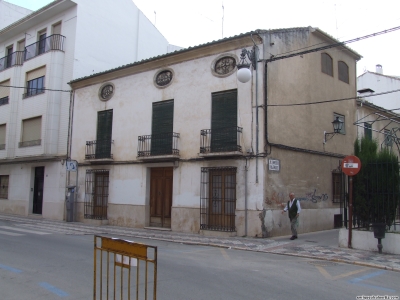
[137,132,180,157]
[23,88,45,99]
[200,126,242,154]
[85,139,113,160]
[0,51,24,71]
[19,139,41,148]
[24,34,65,61]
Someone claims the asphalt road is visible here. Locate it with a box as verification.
[0,219,399,300]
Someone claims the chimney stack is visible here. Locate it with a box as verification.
[376,64,383,74]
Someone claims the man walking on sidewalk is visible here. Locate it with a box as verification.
[281,192,301,240]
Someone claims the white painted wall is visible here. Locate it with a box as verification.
[71,45,265,235]
[357,71,400,111]
[72,0,176,79]
[339,228,400,255]
[0,0,32,30]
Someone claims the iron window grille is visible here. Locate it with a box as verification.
[85,169,109,220]
[332,171,344,204]
[0,175,9,199]
[24,76,45,98]
[200,167,237,232]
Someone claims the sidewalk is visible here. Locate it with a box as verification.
[1,213,399,272]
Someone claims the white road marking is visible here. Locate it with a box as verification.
[0,226,51,235]
[0,229,24,236]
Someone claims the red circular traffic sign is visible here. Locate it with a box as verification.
[342,155,361,176]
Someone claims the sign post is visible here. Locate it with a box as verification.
[342,155,361,248]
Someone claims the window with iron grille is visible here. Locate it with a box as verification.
[85,169,109,220]
[200,167,236,232]
[321,53,333,76]
[0,175,9,199]
[332,172,342,203]
[364,122,372,140]
[338,61,349,83]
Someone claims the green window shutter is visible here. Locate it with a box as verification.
[96,109,113,158]
[211,90,237,152]
[151,100,174,155]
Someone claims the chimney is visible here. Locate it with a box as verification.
[376,64,383,74]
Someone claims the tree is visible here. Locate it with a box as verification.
[353,137,399,230]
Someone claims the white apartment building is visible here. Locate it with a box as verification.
[357,64,400,112]
[0,0,178,220]
[0,0,32,30]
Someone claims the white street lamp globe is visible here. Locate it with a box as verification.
[237,67,252,83]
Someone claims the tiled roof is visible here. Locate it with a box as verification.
[70,26,359,84]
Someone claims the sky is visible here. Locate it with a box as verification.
[5,0,400,77]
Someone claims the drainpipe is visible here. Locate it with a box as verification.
[245,158,248,236]
[255,45,259,183]
[250,35,259,184]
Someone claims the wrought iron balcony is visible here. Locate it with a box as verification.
[200,126,243,156]
[137,132,180,159]
[24,34,65,61]
[0,51,24,72]
[85,139,114,160]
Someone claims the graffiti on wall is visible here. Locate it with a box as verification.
[266,189,328,206]
[296,189,328,203]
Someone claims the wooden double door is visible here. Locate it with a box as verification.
[150,167,173,228]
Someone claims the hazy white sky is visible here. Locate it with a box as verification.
[5,0,400,76]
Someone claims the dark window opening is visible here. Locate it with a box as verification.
[364,123,372,140]
[321,53,333,76]
[338,61,349,83]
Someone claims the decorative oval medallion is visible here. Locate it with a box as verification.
[98,82,115,101]
[155,70,173,87]
[214,56,236,75]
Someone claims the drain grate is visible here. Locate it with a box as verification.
[305,240,317,243]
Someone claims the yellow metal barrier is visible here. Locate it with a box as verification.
[94,235,157,300]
